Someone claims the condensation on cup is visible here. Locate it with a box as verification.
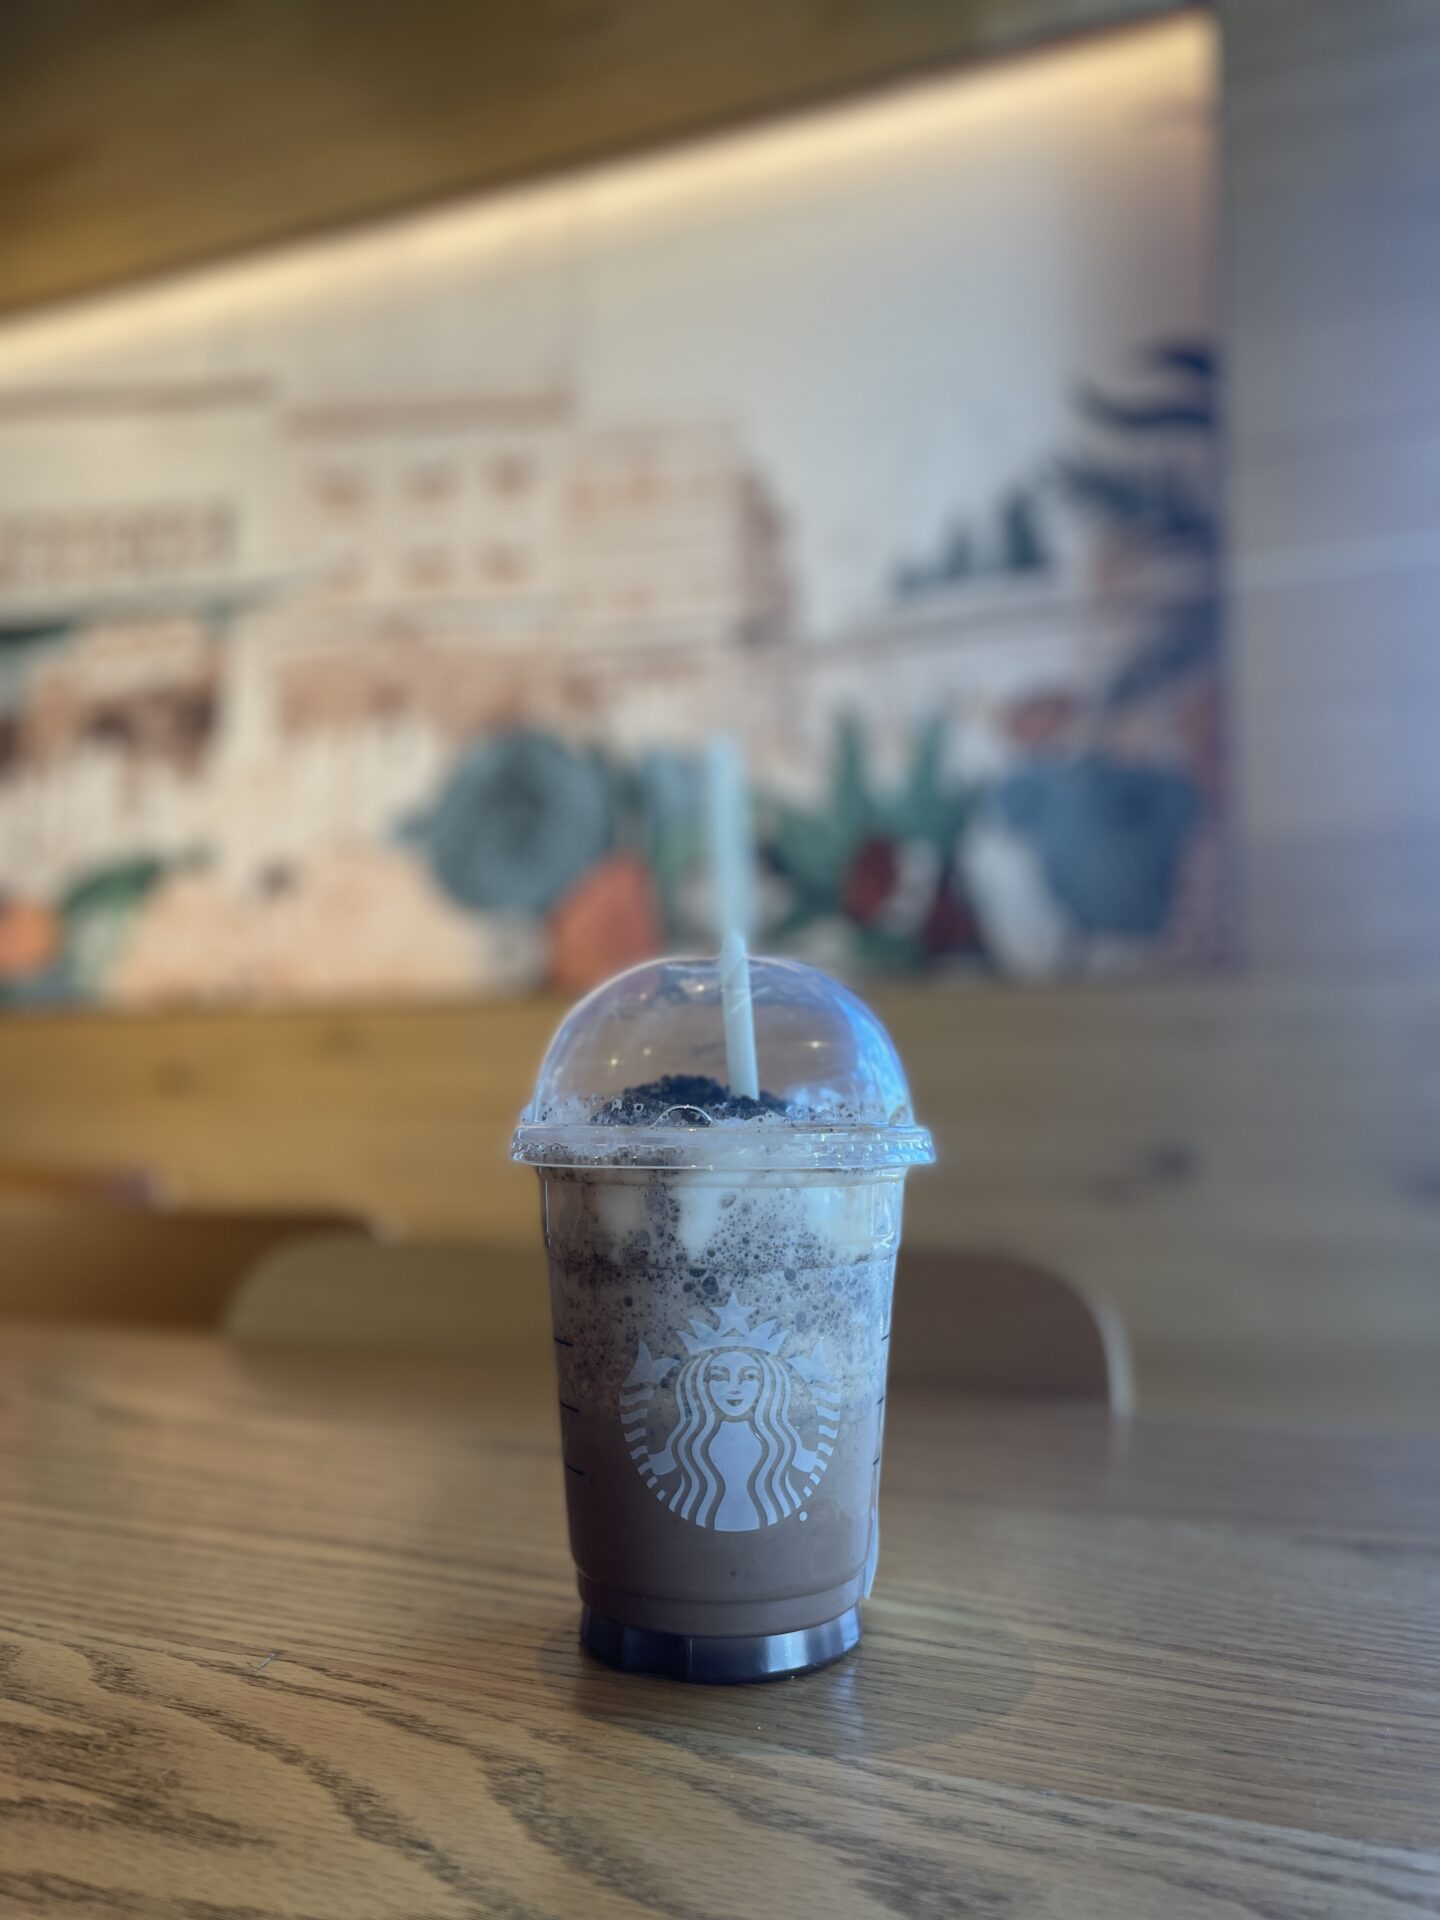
[512,954,934,1683]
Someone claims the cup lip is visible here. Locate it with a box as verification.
[510,1120,935,1172]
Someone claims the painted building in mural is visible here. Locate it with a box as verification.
[0,381,795,894]
[276,397,791,741]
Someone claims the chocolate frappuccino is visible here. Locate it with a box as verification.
[513,958,932,1682]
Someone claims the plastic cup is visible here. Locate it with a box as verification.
[512,955,933,1682]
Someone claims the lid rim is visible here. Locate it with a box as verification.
[511,1120,935,1171]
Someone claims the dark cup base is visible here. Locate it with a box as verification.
[579,1604,862,1683]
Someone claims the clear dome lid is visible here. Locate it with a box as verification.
[512,954,934,1172]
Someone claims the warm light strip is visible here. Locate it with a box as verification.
[0,15,1211,374]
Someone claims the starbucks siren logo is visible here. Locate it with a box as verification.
[621,1294,839,1530]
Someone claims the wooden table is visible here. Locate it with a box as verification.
[1,1325,1437,1918]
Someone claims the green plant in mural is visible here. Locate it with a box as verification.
[59,858,171,995]
[401,731,713,943]
[0,856,172,1005]
[1059,339,1221,716]
[623,749,708,937]
[761,714,982,971]
[1075,341,1217,432]
[1060,340,1219,559]
[892,482,1050,598]
[403,732,615,915]
[982,339,1221,952]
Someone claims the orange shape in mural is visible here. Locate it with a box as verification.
[548,853,662,997]
[0,900,59,981]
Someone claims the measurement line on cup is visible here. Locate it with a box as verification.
[559,1400,579,1414]
[553,1336,573,1347]
[566,1463,586,1478]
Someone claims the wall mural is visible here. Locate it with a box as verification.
[0,17,1218,1009]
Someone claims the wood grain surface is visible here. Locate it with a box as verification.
[1,1322,1437,1917]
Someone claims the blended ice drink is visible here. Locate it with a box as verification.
[512,954,932,1682]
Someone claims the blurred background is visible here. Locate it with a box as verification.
[0,0,1435,1426]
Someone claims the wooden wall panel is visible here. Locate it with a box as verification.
[2,978,1439,1424]
[1220,0,1440,966]
[0,0,1183,314]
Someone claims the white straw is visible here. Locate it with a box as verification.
[718,929,760,1101]
[703,734,756,944]
[705,735,760,1099]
